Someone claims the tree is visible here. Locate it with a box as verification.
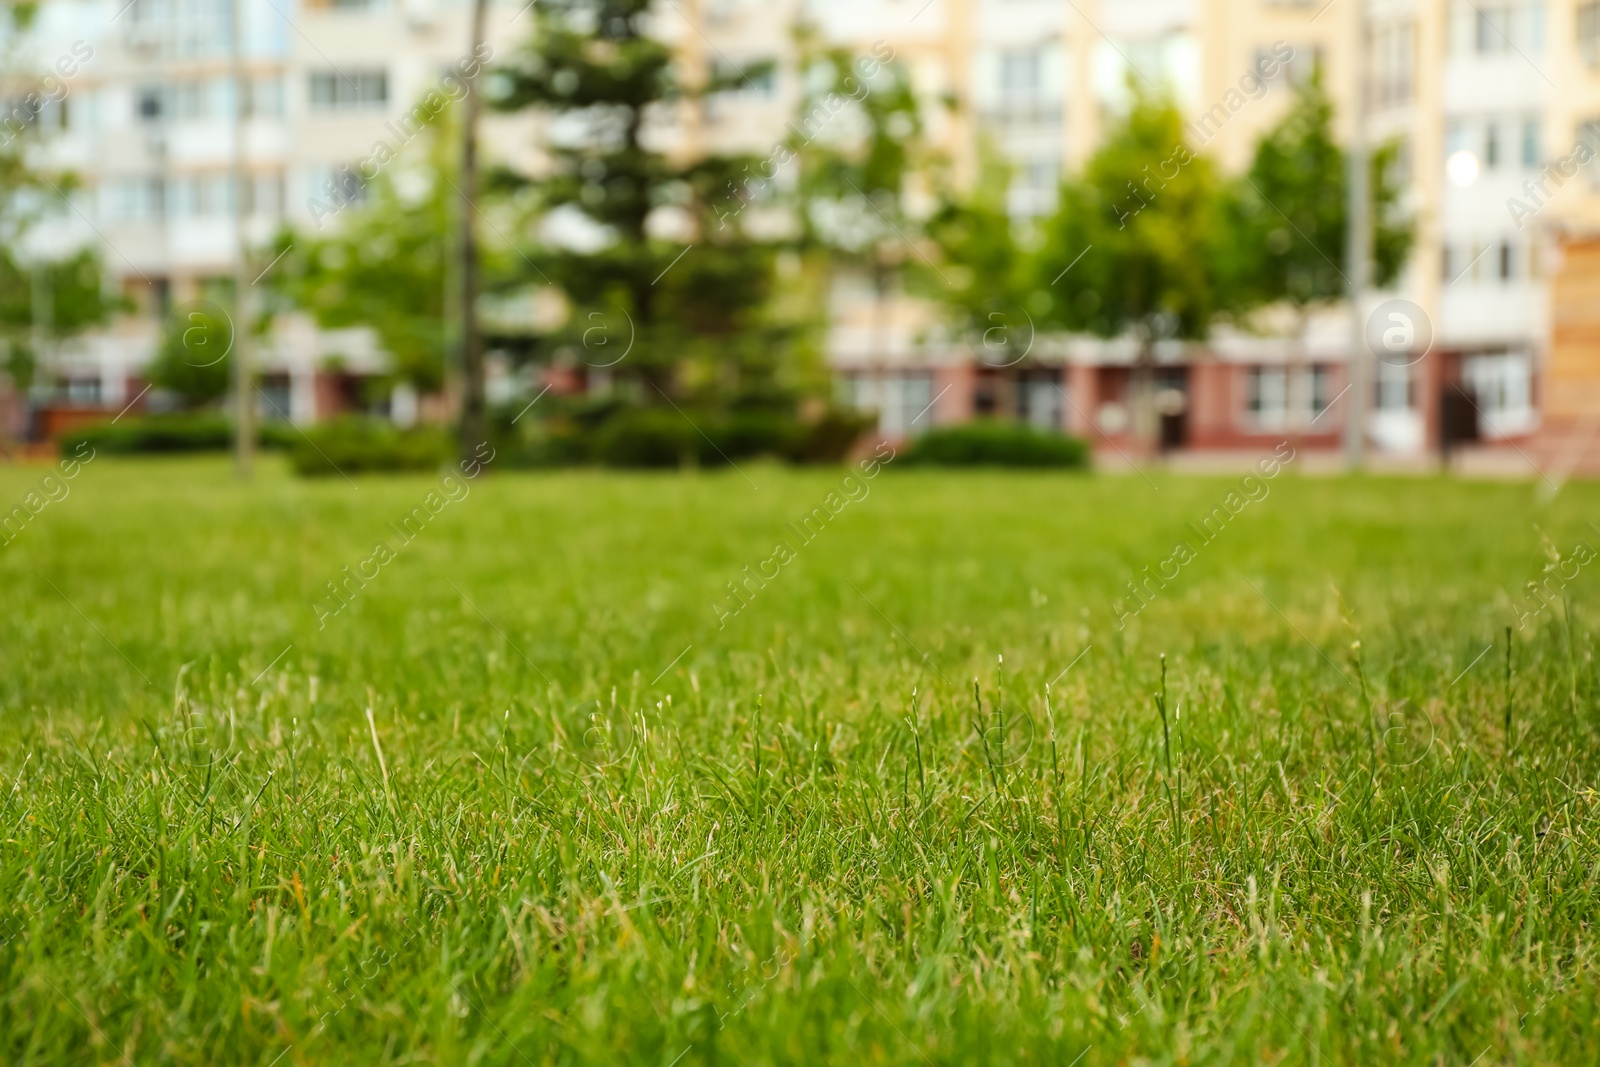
[268,120,472,398]
[1216,73,1413,428]
[144,300,233,408]
[791,42,929,360]
[923,143,1033,367]
[0,247,118,391]
[1033,89,1223,448]
[0,2,121,414]
[495,0,791,409]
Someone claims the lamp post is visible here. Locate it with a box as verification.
[457,0,489,462]
[231,0,255,478]
[1344,0,1370,470]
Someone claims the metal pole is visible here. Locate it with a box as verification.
[457,0,489,461]
[232,0,255,478]
[1344,0,1370,469]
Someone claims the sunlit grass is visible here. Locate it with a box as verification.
[1,455,1597,1064]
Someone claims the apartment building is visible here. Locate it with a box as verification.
[5,0,1598,470]
[794,0,1581,465]
[3,0,533,433]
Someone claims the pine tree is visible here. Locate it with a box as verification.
[495,0,791,409]
[791,42,928,362]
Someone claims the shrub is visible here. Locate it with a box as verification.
[899,420,1089,468]
[61,415,297,455]
[784,408,877,464]
[592,410,699,468]
[145,305,233,408]
[500,402,874,469]
[288,418,451,477]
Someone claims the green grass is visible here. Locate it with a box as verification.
[1,455,1598,1065]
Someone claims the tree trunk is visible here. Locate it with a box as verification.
[457,0,489,463]
[1131,329,1157,455]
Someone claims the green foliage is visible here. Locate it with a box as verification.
[1217,74,1413,313]
[268,121,468,394]
[0,18,121,393]
[791,42,933,342]
[501,399,873,468]
[3,463,1600,1061]
[899,420,1088,468]
[793,45,927,256]
[1033,90,1221,344]
[495,0,794,404]
[0,247,123,390]
[145,302,234,408]
[58,414,296,455]
[288,417,453,477]
[590,408,699,468]
[923,145,1032,342]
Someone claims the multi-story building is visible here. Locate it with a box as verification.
[2,0,534,435]
[797,0,1583,467]
[5,0,1600,470]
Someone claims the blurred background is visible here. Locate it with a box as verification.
[1,0,1596,477]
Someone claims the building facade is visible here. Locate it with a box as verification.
[4,0,1599,470]
[801,0,1582,467]
[2,0,535,434]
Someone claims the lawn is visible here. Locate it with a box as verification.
[1,454,1597,1065]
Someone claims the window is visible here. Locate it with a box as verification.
[1096,33,1195,112]
[1008,157,1059,218]
[1244,366,1331,428]
[1388,137,1413,186]
[1374,360,1414,411]
[841,373,936,437]
[246,173,285,216]
[257,376,293,421]
[1582,1,1600,64]
[172,80,220,120]
[1447,115,1543,173]
[308,70,387,111]
[1258,44,1323,89]
[1442,240,1523,285]
[1476,6,1511,52]
[57,376,101,405]
[711,58,776,99]
[169,175,236,217]
[247,76,284,118]
[1455,1,1545,55]
[1462,351,1533,435]
[1247,367,1288,427]
[981,43,1061,128]
[1018,373,1063,431]
[106,177,165,222]
[1371,22,1415,108]
[1308,365,1331,417]
[136,86,164,121]
[317,164,368,206]
[1582,119,1600,188]
[999,47,1043,101]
